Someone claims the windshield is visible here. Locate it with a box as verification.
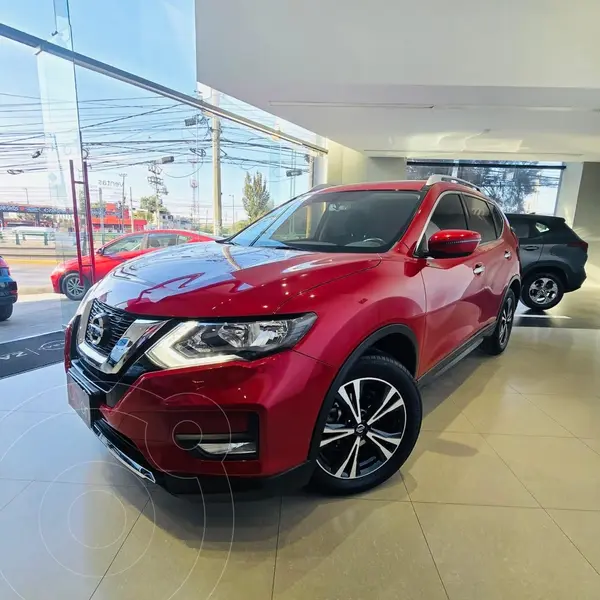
[228,190,421,252]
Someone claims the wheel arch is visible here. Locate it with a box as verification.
[307,324,418,462]
[521,263,567,288]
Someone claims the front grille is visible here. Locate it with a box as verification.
[84,299,136,357]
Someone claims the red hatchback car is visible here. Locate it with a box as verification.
[51,229,213,300]
[65,176,520,495]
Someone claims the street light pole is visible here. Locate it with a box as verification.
[118,172,127,232]
[229,194,235,226]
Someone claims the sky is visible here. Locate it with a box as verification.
[0,0,314,224]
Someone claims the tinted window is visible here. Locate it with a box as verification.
[464,196,497,243]
[534,222,550,235]
[510,220,531,239]
[231,190,421,253]
[177,234,192,244]
[491,205,505,237]
[103,234,144,255]
[421,193,467,251]
[147,233,178,248]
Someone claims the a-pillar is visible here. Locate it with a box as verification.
[312,141,406,186]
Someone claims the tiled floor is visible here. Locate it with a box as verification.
[1,327,600,599]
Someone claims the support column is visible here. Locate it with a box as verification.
[325,141,406,185]
[556,162,600,275]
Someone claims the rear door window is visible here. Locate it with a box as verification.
[463,196,498,243]
[507,217,532,239]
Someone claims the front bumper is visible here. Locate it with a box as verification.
[50,270,64,294]
[92,417,314,495]
[66,320,335,493]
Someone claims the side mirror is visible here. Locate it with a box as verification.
[96,247,104,255]
[427,229,481,258]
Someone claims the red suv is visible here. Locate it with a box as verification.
[65,176,520,495]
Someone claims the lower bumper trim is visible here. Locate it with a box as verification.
[93,422,156,484]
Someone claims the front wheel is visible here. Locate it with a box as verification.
[311,354,422,495]
[482,289,516,355]
[0,304,13,321]
[521,272,564,310]
[62,272,87,301]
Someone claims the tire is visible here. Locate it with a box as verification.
[62,272,87,301]
[521,271,564,311]
[482,289,516,356]
[311,354,422,495]
[0,304,13,321]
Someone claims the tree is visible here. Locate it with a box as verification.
[139,195,170,216]
[407,161,542,213]
[242,172,271,221]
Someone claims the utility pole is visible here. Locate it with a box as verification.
[118,173,127,232]
[129,186,134,232]
[211,89,222,236]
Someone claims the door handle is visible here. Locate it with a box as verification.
[473,264,485,275]
[522,245,539,251]
[504,250,512,259]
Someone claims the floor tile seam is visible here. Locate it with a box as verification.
[88,495,151,600]
[476,432,543,509]
[579,438,600,458]
[543,506,600,578]
[270,495,283,600]
[516,394,585,438]
[0,480,33,515]
[408,498,451,600]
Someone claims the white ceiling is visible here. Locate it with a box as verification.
[195,0,600,160]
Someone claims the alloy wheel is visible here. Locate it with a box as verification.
[317,377,406,480]
[64,274,85,299]
[528,277,558,306]
[498,295,514,347]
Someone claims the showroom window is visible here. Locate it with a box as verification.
[407,160,564,215]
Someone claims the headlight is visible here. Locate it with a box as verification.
[147,313,317,369]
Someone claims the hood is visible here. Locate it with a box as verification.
[92,242,380,317]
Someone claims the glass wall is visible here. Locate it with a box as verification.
[0,12,320,353]
[407,160,563,215]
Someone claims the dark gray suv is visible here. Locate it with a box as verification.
[506,214,587,310]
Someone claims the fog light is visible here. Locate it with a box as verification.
[175,433,257,459]
[197,441,257,456]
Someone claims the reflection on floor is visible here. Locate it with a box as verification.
[1,328,600,599]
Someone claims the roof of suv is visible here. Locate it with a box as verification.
[315,180,488,196]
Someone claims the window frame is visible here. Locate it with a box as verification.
[414,190,470,257]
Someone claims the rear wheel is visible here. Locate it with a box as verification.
[482,290,516,355]
[0,305,13,321]
[311,354,422,495]
[521,272,564,310]
[62,272,87,301]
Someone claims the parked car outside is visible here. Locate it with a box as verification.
[65,176,520,495]
[506,213,587,310]
[51,229,214,301]
[0,255,17,321]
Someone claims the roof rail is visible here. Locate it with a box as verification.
[424,174,481,192]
